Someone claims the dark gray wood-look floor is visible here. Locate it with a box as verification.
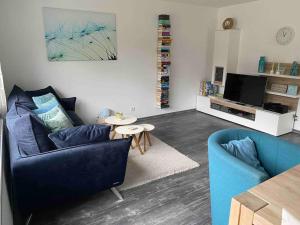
[31,110,300,225]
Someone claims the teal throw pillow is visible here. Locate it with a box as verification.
[36,105,73,132]
[222,137,267,173]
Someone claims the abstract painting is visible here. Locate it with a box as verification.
[43,7,117,61]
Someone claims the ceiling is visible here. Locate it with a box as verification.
[163,0,259,8]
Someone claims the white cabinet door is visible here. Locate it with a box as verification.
[293,99,300,131]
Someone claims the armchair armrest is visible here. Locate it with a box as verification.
[208,139,270,225]
[12,138,132,213]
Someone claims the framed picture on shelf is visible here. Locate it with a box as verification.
[214,66,224,84]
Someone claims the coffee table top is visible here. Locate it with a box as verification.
[105,116,137,126]
[115,125,144,135]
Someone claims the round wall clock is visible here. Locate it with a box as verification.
[276,27,295,45]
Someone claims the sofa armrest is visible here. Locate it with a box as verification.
[12,138,132,213]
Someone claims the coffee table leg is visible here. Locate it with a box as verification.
[145,132,152,146]
[133,134,144,155]
[143,132,146,152]
[111,125,117,139]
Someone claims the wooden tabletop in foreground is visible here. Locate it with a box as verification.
[229,165,300,225]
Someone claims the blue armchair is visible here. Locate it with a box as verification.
[208,129,300,225]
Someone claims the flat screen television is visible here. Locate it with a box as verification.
[224,73,267,107]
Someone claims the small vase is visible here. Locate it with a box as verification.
[258,56,266,73]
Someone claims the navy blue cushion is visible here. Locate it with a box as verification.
[66,111,84,126]
[25,86,76,111]
[61,97,77,111]
[222,137,266,172]
[6,104,54,155]
[7,85,36,110]
[25,86,61,100]
[49,125,111,148]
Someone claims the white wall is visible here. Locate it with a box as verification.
[217,0,300,74]
[0,0,217,123]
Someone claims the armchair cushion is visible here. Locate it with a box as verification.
[222,137,267,173]
[7,85,36,110]
[49,124,111,148]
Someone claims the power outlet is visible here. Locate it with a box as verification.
[130,106,136,112]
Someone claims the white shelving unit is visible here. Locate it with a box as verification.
[265,90,300,99]
[196,95,295,136]
[258,73,300,80]
[212,30,240,89]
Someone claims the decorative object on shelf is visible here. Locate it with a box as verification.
[264,62,300,77]
[97,107,113,124]
[156,14,171,109]
[287,85,298,96]
[279,65,286,75]
[276,63,281,75]
[270,84,288,94]
[200,81,218,96]
[115,112,124,120]
[276,26,295,46]
[270,62,275,74]
[222,18,234,30]
[42,8,117,61]
[214,66,224,85]
[290,61,299,76]
[258,56,266,73]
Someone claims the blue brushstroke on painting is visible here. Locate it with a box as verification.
[43,8,117,61]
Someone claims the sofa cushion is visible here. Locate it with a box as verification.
[25,86,76,111]
[32,93,60,116]
[222,137,267,173]
[7,85,36,110]
[32,93,59,108]
[48,125,111,148]
[6,104,54,155]
[35,105,73,132]
[61,97,77,111]
[66,110,84,126]
[25,86,61,101]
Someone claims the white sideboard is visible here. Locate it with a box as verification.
[196,95,295,136]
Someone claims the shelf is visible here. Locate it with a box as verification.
[209,96,256,114]
[265,90,300,99]
[258,73,300,80]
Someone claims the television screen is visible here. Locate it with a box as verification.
[224,73,267,107]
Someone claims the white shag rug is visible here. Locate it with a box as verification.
[119,135,200,191]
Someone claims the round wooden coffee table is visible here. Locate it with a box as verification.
[137,124,155,152]
[105,116,137,139]
[115,125,144,155]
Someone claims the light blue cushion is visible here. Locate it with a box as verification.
[36,105,73,132]
[32,93,58,109]
[222,137,266,172]
[32,98,59,114]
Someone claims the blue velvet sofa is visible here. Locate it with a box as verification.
[208,128,300,225]
[5,86,132,222]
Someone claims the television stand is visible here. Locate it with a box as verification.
[196,96,295,136]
